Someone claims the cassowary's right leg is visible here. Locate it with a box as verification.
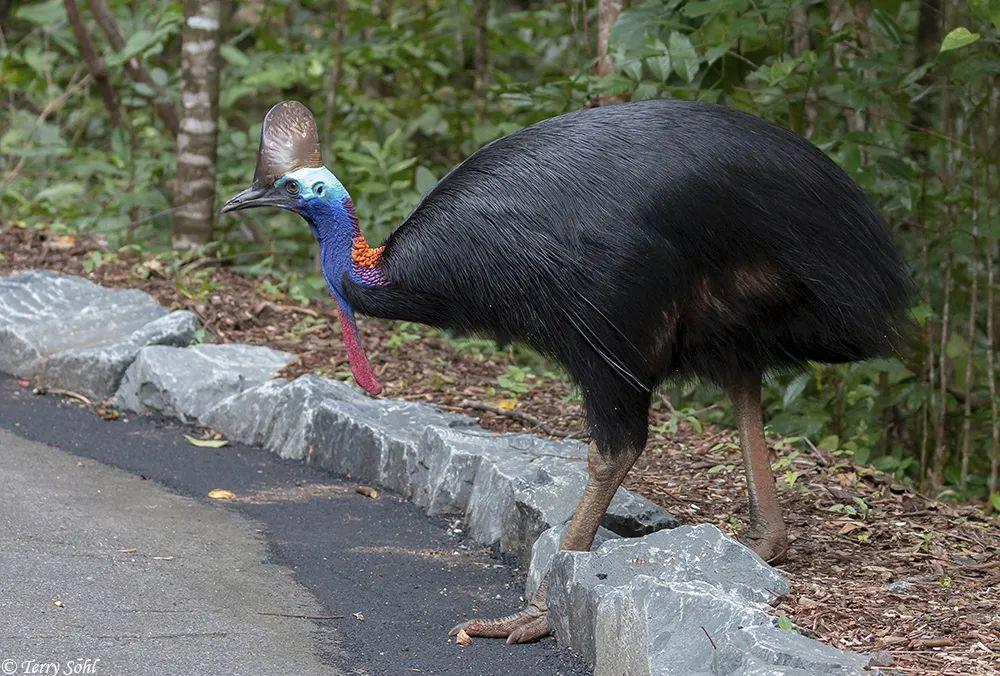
[449,441,642,644]
[728,376,789,563]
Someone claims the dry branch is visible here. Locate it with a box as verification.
[461,399,580,439]
[86,0,180,135]
[63,0,122,127]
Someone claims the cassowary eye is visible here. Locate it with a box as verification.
[285,180,299,195]
[313,182,324,195]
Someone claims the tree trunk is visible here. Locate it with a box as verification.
[987,238,998,496]
[1,0,15,26]
[595,0,623,78]
[958,233,978,489]
[930,250,953,490]
[910,0,942,159]
[172,0,222,250]
[828,0,866,133]
[63,0,122,127]
[594,0,624,105]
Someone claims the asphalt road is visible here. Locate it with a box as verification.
[0,374,588,676]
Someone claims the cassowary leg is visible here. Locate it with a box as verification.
[450,441,642,644]
[728,376,789,564]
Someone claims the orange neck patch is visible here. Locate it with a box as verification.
[351,235,384,269]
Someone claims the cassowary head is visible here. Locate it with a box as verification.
[222,101,382,395]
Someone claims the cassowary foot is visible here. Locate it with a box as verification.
[742,522,789,564]
[449,588,550,644]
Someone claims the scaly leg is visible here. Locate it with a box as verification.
[450,441,642,644]
[728,375,789,563]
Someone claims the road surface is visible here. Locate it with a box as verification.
[0,374,587,675]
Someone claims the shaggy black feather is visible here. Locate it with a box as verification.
[344,99,913,457]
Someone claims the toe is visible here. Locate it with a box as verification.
[451,617,517,639]
[747,537,789,564]
[506,615,550,644]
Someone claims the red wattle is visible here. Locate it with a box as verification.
[335,306,382,396]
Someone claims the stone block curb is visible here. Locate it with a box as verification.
[0,270,198,398]
[546,525,872,675]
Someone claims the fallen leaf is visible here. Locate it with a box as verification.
[208,488,236,500]
[455,629,472,646]
[838,522,864,535]
[355,486,379,499]
[184,434,229,448]
[881,635,908,645]
[494,398,518,411]
[52,599,64,608]
[796,596,820,610]
[49,235,77,250]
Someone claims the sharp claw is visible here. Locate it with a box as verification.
[506,616,550,644]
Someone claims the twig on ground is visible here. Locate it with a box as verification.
[252,300,322,318]
[257,611,345,620]
[40,387,93,406]
[700,625,718,650]
[460,399,580,439]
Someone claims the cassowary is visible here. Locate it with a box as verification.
[223,100,911,644]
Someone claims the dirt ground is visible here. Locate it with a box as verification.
[2,225,997,674]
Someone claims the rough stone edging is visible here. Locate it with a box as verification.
[0,269,877,675]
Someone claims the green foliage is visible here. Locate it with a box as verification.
[497,365,534,395]
[1,0,997,502]
[940,26,981,51]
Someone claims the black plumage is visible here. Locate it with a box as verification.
[345,99,913,457]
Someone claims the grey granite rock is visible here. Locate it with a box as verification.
[306,397,475,491]
[525,524,618,599]
[199,378,289,445]
[0,271,197,398]
[445,431,679,562]
[202,374,370,460]
[418,427,496,517]
[38,311,198,400]
[601,492,681,537]
[113,344,295,423]
[549,524,870,675]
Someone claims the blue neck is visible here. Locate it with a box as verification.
[299,197,387,298]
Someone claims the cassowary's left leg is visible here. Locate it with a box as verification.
[728,376,789,563]
[450,441,642,644]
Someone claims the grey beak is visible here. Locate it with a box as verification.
[221,186,287,213]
